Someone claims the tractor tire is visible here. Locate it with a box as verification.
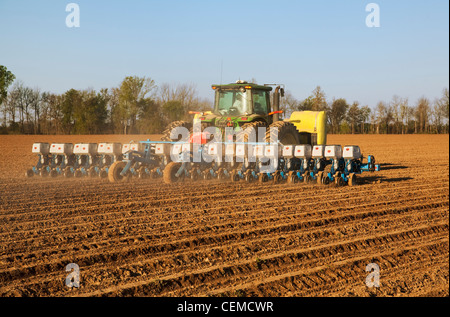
[348,173,357,186]
[236,121,267,143]
[265,121,300,146]
[161,121,192,142]
[108,161,130,183]
[163,162,182,184]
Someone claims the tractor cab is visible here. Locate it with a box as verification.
[212,81,272,117]
[207,81,279,128]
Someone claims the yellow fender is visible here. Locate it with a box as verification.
[192,111,212,124]
[287,111,327,145]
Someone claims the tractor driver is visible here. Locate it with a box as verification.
[232,93,245,114]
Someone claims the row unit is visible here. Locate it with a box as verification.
[32,142,363,160]
[32,142,143,156]
[153,143,362,160]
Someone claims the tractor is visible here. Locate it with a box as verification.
[161,80,327,148]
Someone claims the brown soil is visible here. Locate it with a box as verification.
[0,134,448,297]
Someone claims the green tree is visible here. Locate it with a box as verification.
[62,89,82,134]
[118,76,156,134]
[162,100,184,122]
[298,96,314,111]
[137,98,163,134]
[328,98,348,134]
[0,65,16,126]
[73,90,108,134]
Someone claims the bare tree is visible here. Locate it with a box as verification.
[359,105,371,134]
[311,86,327,111]
[375,101,386,134]
[399,98,409,134]
[415,97,430,133]
[347,101,360,134]
[391,95,402,134]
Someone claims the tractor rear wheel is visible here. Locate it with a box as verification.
[236,121,267,143]
[108,161,130,183]
[161,121,192,142]
[265,121,300,146]
[163,162,182,184]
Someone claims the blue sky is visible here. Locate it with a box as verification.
[0,0,448,108]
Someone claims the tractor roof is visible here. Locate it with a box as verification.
[211,82,273,91]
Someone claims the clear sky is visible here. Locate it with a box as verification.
[0,0,448,108]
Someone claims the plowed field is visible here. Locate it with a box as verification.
[0,134,448,297]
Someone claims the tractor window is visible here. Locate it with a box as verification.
[215,90,251,116]
[252,90,269,114]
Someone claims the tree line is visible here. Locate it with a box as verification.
[280,86,449,134]
[1,65,448,135]
[0,65,211,135]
